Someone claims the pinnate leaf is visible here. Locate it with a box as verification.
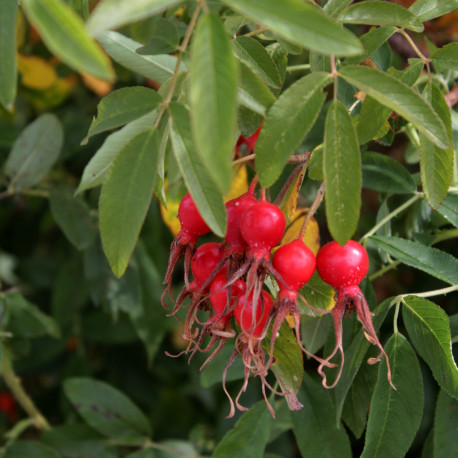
[402,296,458,400]
[339,1,424,32]
[234,36,281,88]
[362,151,416,194]
[21,0,113,81]
[77,111,157,194]
[339,65,449,150]
[431,43,458,72]
[324,100,361,245]
[168,103,227,237]
[361,333,424,458]
[409,0,458,22]
[434,390,458,458]
[256,72,331,187]
[65,377,151,441]
[290,372,352,458]
[87,0,183,35]
[420,82,454,209]
[213,401,274,458]
[222,0,363,56]
[369,236,458,286]
[190,12,238,195]
[86,87,162,140]
[5,114,63,192]
[100,129,159,277]
[97,31,185,84]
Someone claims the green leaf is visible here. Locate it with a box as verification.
[213,401,274,458]
[64,377,152,441]
[41,424,116,458]
[21,0,113,81]
[339,1,424,32]
[5,114,63,193]
[361,333,424,458]
[222,0,363,56]
[431,43,458,71]
[437,193,458,228]
[420,82,454,209]
[234,36,281,88]
[324,100,361,245]
[100,129,159,277]
[300,270,336,312]
[301,314,333,355]
[97,31,185,84]
[238,63,275,117]
[263,322,304,411]
[409,0,458,22]
[0,0,18,111]
[324,0,352,18]
[402,296,458,400]
[190,12,238,194]
[334,299,391,424]
[168,103,227,237]
[85,87,161,141]
[4,441,60,458]
[339,65,449,150]
[76,111,157,194]
[50,189,96,250]
[4,292,61,339]
[87,0,183,35]
[362,151,416,194]
[290,372,352,458]
[136,18,179,55]
[369,236,458,285]
[434,390,458,458]
[356,59,424,144]
[345,26,396,66]
[342,361,377,439]
[256,72,331,187]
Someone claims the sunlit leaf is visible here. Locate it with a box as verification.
[21,0,114,81]
[409,0,458,22]
[402,296,458,400]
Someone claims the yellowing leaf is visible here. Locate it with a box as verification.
[224,165,249,202]
[160,193,181,237]
[17,54,57,89]
[281,212,320,255]
[81,72,113,96]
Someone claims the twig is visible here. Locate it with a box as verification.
[299,181,325,239]
[244,26,268,38]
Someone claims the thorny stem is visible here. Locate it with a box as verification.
[2,351,51,431]
[154,2,202,129]
[360,194,422,242]
[299,181,325,239]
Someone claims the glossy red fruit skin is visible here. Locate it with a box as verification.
[225,193,258,251]
[273,239,316,291]
[316,240,369,290]
[234,290,273,337]
[191,242,223,288]
[178,193,211,241]
[240,201,286,254]
[0,392,16,422]
[209,272,246,320]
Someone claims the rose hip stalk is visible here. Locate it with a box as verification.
[162,193,211,308]
[269,239,334,369]
[222,289,281,418]
[316,240,395,390]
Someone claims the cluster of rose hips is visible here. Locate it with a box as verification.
[162,182,394,417]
